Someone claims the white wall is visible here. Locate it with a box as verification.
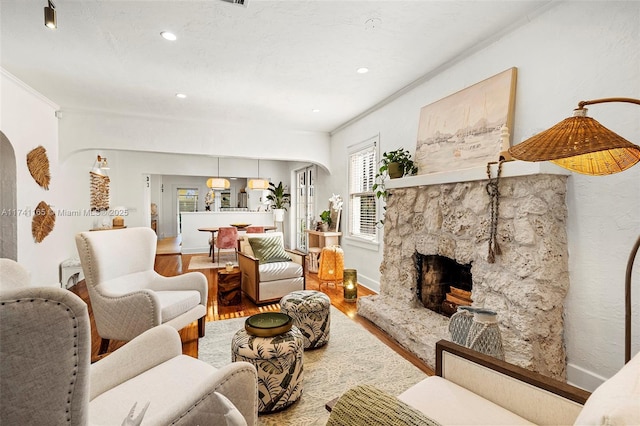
[2,72,309,279]
[53,148,295,239]
[328,0,639,389]
[0,70,70,287]
[58,109,332,171]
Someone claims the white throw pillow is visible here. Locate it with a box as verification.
[574,353,640,425]
[213,392,247,426]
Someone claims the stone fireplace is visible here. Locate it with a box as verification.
[357,163,571,380]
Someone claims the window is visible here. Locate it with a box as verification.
[348,137,378,243]
[295,166,315,251]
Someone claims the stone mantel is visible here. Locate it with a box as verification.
[385,161,570,189]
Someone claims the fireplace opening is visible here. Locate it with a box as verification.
[414,253,472,317]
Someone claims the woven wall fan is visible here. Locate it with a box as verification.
[32,201,56,243]
[26,146,51,190]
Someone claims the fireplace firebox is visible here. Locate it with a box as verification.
[415,253,472,316]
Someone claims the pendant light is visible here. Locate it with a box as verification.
[44,0,56,29]
[207,158,230,190]
[248,159,269,190]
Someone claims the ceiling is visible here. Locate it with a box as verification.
[1,1,553,134]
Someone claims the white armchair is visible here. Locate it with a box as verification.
[0,263,259,425]
[75,227,208,354]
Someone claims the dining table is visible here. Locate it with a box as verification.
[198,225,277,260]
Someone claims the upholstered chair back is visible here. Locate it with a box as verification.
[216,226,238,249]
[75,227,157,289]
[239,231,285,257]
[0,258,31,290]
[0,270,91,425]
[246,226,265,233]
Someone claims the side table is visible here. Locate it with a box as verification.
[307,247,321,273]
[217,268,242,306]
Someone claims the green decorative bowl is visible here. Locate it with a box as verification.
[245,312,293,337]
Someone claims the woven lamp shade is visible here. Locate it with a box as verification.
[509,108,640,175]
[318,246,344,283]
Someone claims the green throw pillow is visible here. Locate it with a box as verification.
[248,236,292,264]
[326,384,441,426]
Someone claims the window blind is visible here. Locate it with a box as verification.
[349,143,377,242]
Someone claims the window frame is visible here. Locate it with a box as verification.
[347,135,379,246]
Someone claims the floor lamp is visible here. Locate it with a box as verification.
[509,97,640,363]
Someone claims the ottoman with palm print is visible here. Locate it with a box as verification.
[280,290,331,350]
[231,325,304,413]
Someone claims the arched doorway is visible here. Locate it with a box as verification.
[0,131,18,259]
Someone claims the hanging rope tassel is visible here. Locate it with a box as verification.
[486,161,504,264]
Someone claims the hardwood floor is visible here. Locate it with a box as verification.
[70,251,433,376]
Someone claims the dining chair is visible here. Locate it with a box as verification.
[216,226,238,262]
[246,226,265,233]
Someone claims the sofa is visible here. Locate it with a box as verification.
[328,339,640,425]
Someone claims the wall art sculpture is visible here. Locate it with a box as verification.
[26,145,51,190]
[32,201,56,243]
[90,171,110,211]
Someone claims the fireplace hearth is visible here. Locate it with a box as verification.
[357,166,570,380]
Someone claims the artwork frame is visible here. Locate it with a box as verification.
[415,67,517,174]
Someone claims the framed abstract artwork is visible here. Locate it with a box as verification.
[415,67,517,174]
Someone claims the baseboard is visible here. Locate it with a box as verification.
[181,247,208,254]
[356,274,379,294]
[566,362,607,392]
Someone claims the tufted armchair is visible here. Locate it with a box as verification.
[0,259,259,425]
[76,227,208,354]
[238,232,306,304]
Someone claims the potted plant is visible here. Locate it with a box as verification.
[318,210,331,232]
[379,148,418,179]
[372,148,418,225]
[267,181,290,222]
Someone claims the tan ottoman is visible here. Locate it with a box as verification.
[280,290,331,349]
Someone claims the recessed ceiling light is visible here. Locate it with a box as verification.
[312,108,320,113]
[356,67,369,74]
[161,31,177,41]
[176,93,187,99]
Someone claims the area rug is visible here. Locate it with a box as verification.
[187,253,239,269]
[199,306,428,425]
